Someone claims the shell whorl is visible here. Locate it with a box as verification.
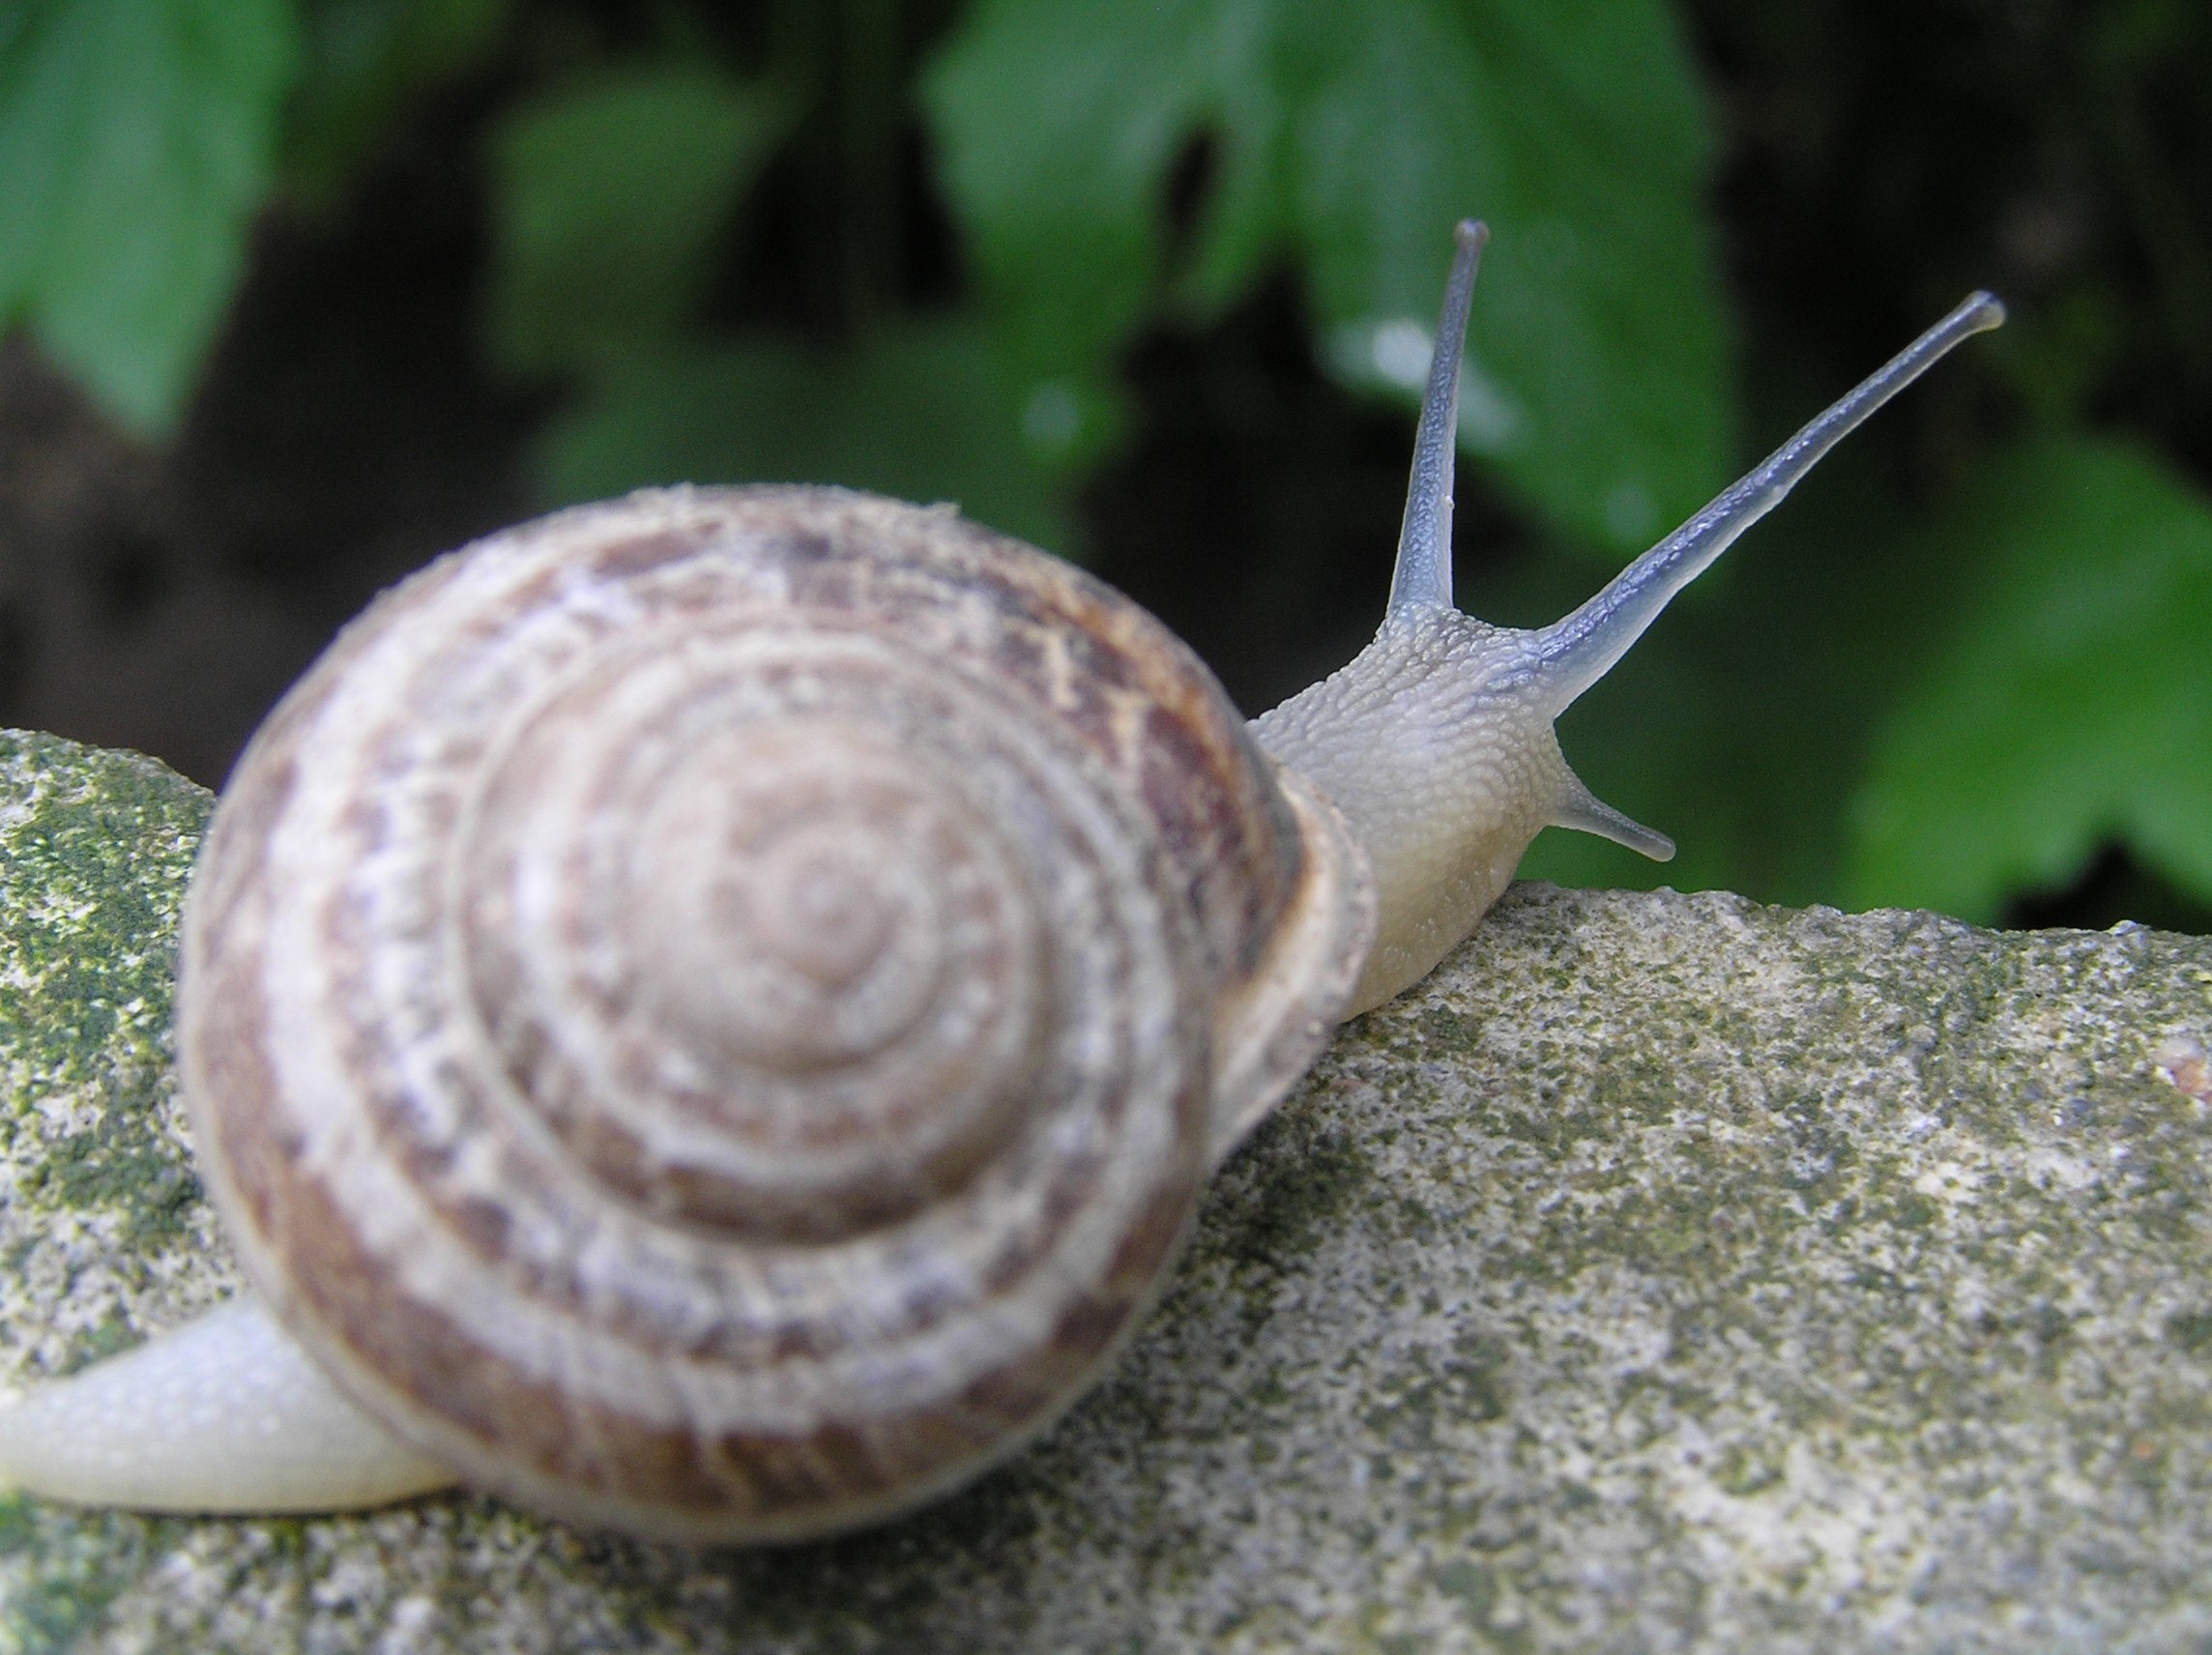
[176,486,1367,1543]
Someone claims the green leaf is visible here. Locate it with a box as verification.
[284,0,511,203]
[1849,433,2212,919]
[921,0,1263,465]
[485,60,795,377]
[922,0,1732,550]
[0,0,298,433]
[537,321,1071,555]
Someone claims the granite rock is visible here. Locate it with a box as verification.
[2,729,2211,1654]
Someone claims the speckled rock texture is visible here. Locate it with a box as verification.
[3,729,2212,1654]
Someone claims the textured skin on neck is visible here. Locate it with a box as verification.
[1250,609,1565,1014]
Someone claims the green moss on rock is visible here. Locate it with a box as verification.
[0,735,227,1398]
[2,733,2211,1651]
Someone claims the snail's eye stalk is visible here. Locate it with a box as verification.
[1385,218,1489,619]
[1528,290,2006,714]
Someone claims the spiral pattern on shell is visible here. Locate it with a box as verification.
[177,486,1369,1542]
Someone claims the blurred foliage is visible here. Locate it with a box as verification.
[540,322,1068,548]
[1,0,2209,932]
[485,58,794,373]
[923,0,1731,546]
[282,0,509,201]
[0,0,294,431]
[1851,432,2212,916]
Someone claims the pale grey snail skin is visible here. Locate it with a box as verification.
[1258,224,2006,1013]
[0,220,2001,1544]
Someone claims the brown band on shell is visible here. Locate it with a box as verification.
[196,1073,1201,1540]
[728,491,1310,997]
[178,487,1297,1540]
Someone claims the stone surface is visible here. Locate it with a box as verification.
[3,728,2212,1653]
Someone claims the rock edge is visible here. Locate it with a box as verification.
[3,731,2211,1654]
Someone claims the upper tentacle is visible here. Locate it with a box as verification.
[1524,291,2006,715]
[1386,219,1489,618]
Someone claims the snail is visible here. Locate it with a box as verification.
[0,222,2002,1544]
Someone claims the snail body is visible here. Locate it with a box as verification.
[173,483,1373,1543]
[0,224,2001,1542]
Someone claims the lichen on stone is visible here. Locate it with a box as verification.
[0,734,225,1391]
[2,731,2211,1652]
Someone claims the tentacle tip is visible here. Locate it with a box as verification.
[1964,291,2006,331]
[1455,218,1489,253]
[1552,779,1675,862]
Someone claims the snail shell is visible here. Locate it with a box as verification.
[176,484,1376,1544]
[0,222,2004,1546]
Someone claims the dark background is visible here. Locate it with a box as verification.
[2,0,2207,933]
